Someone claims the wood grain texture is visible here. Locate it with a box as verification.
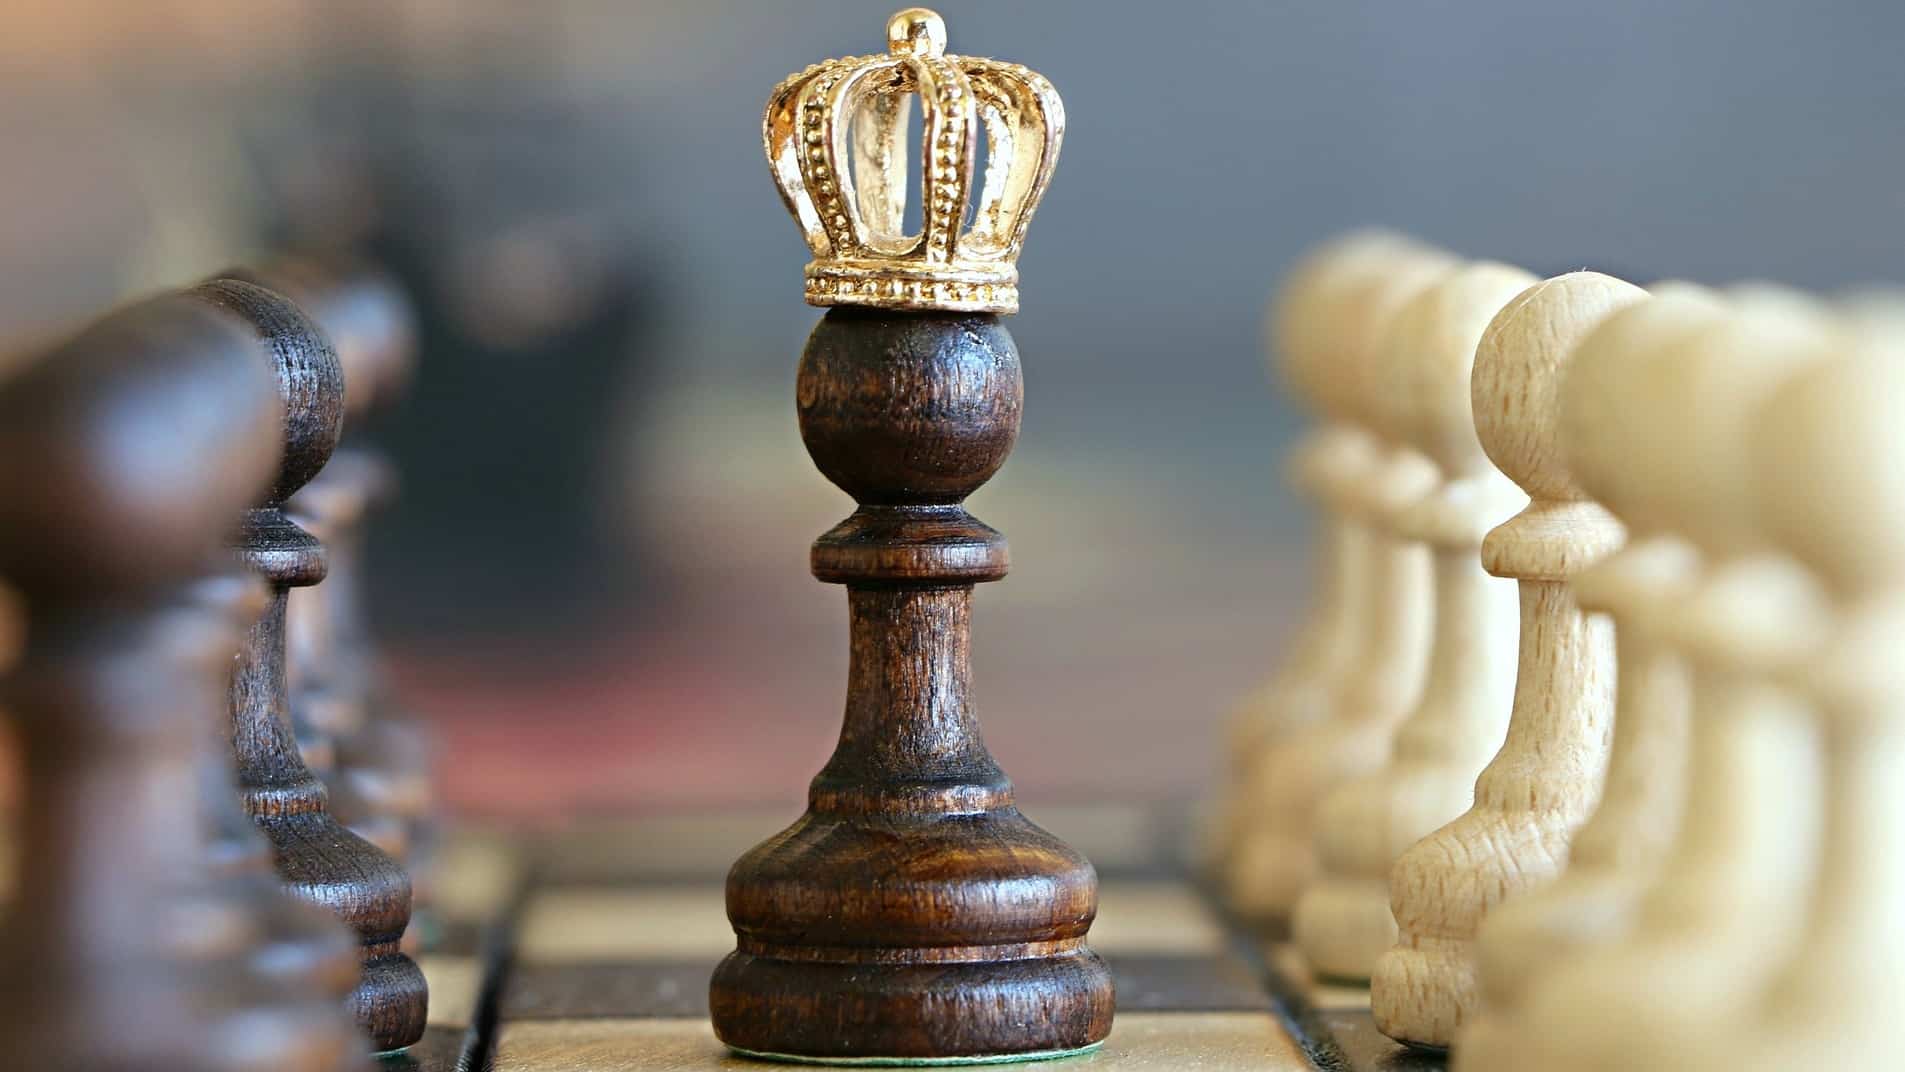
[198,277,430,1053]
[710,309,1113,1061]
[1371,272,1640,1049]
[1453,294,1725,1069]
[245,257,440,935]
[1499,292,1840,1071]
[0,291,366,1070]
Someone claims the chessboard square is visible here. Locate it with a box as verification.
[420,954,484,1028]
[502,959,711,1020]
[1089,881,1227,955]
[493,1014,1311,1071]
[1264,941,1372,1011]
[538,810,791,884]
[1082,1012,1310,1069]
[1109,954,1275,1013]
[518,886,733,962]
[493,1017,740,1071]
[1316,1009,1443,1071]
[430,826,528,925]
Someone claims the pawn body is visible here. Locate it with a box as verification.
[711,310,1113,1063]
[1371,273,1642,1048]
[1678,319,1905,1070]
[1487,290,1841,1071]
[198,278,429,1052]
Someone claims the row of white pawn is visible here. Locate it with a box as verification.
[1207,231,1905,1069]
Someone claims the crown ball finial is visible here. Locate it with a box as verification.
[887,8,947,57]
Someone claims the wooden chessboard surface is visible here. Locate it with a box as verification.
[421,802,1432,1071]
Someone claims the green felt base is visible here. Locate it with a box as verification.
[727,1041,1104,1066]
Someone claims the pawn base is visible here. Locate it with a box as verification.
[729,1041,1105,1066]
[712,951,1114,1064]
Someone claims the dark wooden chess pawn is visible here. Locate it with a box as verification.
[0,292,366,1069]
[711,310,1116,1061]
[193,277,429,1053]
[230,259,440,926]
[188,567,363,1005]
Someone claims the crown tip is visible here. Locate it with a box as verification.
[887,8,946,58]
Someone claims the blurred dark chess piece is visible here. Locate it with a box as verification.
[0,291,367,1069]
[191,569,364,1016]
[194,277,429,1053]
[230,257,441,942]
[711,10,1113,1063]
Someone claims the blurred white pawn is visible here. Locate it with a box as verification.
[1223,241,1453,924]
[1207,232,1436,875]
[1682,310,1905,1070]
[1370,272,1639,1049]
[1452,288,1728,1072]
[1293,261,1531,981]
[1506,290,1838,1071]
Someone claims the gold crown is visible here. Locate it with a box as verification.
[765,8,1064,315]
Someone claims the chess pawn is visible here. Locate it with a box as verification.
[1222,231,1429,764]
[1293,261,1533,981]
[712,307,1113,1061]
[196,278,430,1053]
[1206,232,1430,872]
[235,259,434,877]
[1371,272,1642,1049]
[1450,289,1731,1069]
[0,293,365,1069]
[1689,318,1905,1070]
[1223,244,1450,923]
[191,568,363,1005]
[1506,294,1840,1070]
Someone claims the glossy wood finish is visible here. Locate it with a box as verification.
[0,292,365,1070]
[710,308,1115,1062]
[238,257,439,914]
[196,277,430,1053]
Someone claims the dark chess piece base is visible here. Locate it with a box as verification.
[710,311,1115,1064]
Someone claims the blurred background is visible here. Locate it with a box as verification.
[1,0,1900,820]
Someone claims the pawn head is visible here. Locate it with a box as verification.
[1472,272,1647,503]
[1560,285,1728,535]
[190,279,345,507]
[1754,321,1905,596]
[0,294,282,600]
[1378,261,1537,476]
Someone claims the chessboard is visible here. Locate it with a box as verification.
[417,802,1435,1072]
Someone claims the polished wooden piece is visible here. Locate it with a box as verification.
[235,258,437,901]
[710,309,1115,1062]
[197,278,430,1053]
[0,292,365,1069]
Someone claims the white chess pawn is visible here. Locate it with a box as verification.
[1371,272,1642,1049]
[1502,291,1838,1071]
[1684,314,1905,1070]
[1225,245,1453,924]
[1292,261,1532,981]
[1209,233,1441,875]
[1450,288,1731,1069]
